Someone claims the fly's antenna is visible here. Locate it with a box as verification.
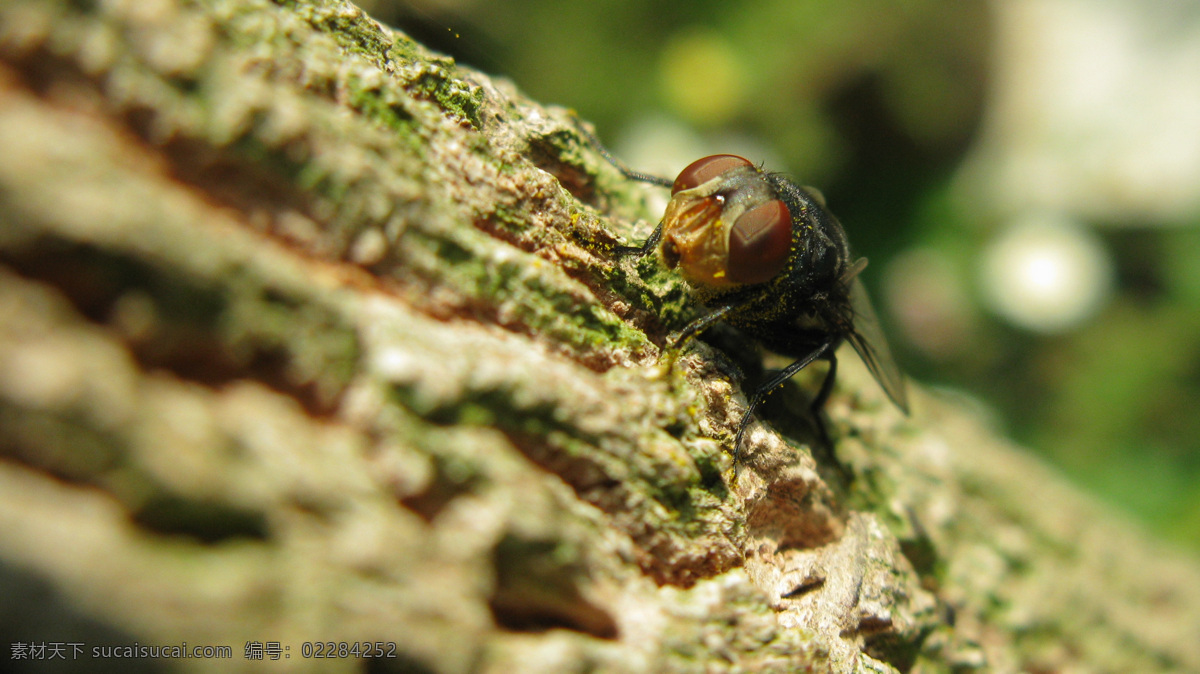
[571,117,674,188]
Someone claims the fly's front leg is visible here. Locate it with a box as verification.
[670,302,739,351]
[614,220,663,259]
[645,301,739,383]
[571,116,674,189]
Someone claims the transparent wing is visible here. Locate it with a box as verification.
[844,274,909,414]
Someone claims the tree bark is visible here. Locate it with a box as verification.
[0,1,1197,672]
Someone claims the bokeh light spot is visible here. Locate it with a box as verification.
[981,213,1114,333]
[658,28,745,126]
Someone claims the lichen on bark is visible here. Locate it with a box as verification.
[1,1,1198,673]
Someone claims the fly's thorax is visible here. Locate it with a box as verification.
[768,177,851,287]
[658,161,792,289]
[722,272,842,330]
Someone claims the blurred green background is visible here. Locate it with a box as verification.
[365,0,1200,555]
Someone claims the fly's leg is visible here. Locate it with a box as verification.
[671,302,738,350]
[571,118,674,188]
[568,116,670,256]
[806,350,856,484]
[647,302,740,380]
[614,220,663,259]
[732,336,838,465]
[809,349,838,448]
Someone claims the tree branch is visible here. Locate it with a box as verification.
[1,1,1197,672]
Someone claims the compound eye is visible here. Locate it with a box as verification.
[727,200,792,285]
[672,154,753,195]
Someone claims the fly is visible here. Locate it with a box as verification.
[590,137,909,464]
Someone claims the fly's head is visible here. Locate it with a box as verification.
[657,155,795,290]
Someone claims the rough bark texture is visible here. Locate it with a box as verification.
[1,1,1198,672]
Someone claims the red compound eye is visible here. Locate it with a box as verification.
[671,155,753,195]
[727,200,792,285]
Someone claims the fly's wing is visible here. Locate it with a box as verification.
[844,274,909,414]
